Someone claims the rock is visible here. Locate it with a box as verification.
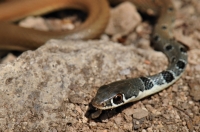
[0,39,148,131]
[0,39,168,131]
[1,53,16,64]
[189,81,200,101]
[19,16,49,31]
[113,116,123,125]
[132,108,149,119]
[105,2,142,36]
[123,106,135,116]
[68,93,85,104]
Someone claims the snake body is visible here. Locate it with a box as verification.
[0,0,109,50]
[91,0,188,112]
[0,0,187,116]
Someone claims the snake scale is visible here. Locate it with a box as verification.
[0,0,187,118]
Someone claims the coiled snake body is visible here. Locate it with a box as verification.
[0,0,187,117]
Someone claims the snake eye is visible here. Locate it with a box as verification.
[113,94,123,104]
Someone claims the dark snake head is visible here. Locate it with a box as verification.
[92,78,141,110]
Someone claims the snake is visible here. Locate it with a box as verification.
[91,0,188,118]
[0,0,188,118]
[0,0,109,51]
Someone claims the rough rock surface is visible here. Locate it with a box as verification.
[105,2,142,36]
[0,40,167,131]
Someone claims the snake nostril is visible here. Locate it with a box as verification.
[100,102,105,106]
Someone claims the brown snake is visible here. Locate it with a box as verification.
[0,0,188,118]
[0,0,109,50]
